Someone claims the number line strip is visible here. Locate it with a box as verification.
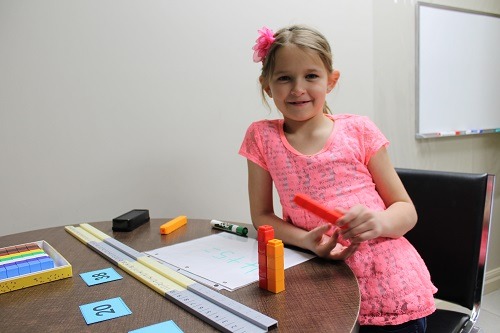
[79,223,276,329]
[65,225,277,333]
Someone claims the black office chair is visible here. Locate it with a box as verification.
[396,168,495,333]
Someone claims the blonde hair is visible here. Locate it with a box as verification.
[259,25,334,114]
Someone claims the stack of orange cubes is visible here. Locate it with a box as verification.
[257,225,285,293]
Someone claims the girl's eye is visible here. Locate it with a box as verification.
[277,76,291,82]
[306,74,319,80]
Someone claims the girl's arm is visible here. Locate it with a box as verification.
[337,146,418,242]
[247,160,358,259]
[247,159,307,247]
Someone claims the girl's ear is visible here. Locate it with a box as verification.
[327,70,340,93]
[259,76,272,98]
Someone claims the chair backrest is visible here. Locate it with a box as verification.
[396,168,495,318]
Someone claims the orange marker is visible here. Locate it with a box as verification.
[293,193,345,228]
[160,216,187,234]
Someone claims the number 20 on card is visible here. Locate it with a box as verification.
[79,297,132,324]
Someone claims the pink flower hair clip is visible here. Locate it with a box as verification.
[252,26,275,63]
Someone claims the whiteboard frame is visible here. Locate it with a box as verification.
[416,2,500,139]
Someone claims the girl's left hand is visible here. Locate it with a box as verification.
[306,224,359,260]
[327,229,359,260]
[336,205,384,243]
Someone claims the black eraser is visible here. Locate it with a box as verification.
[112,209,150,232]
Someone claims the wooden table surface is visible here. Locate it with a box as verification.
[0,219,360,332]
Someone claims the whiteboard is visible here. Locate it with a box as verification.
[417,3,500,138]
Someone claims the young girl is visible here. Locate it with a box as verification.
[240,25,437,332]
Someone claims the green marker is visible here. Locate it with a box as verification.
[210,220,248,237]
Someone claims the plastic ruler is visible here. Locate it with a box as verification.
[65,224,277,333]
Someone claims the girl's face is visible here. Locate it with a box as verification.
[263,44,337,123]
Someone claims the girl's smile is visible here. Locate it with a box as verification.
[288,100,311,106]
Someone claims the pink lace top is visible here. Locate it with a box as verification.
[239,114,437,325]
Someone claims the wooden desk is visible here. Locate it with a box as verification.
[0,219,360,332]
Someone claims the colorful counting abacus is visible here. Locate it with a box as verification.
[0,242,54,280]
[0,241,72,294]
[257,225,285,293]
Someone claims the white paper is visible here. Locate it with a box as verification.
[145,233,314,291]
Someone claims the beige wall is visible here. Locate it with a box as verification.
[373,0,500,290]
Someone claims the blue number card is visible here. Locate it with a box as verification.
[80,267,122,286]
[79,297,132,324]
[129,320,184,333]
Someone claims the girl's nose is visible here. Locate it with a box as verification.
[291,83,305,96]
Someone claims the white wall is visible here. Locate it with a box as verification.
[1,0,499,286]
[0,0,372,236]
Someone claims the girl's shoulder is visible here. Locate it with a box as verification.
[246,118,282,132]
[330,113,372,123]
[248,118,282,126]
[330,113,381,131]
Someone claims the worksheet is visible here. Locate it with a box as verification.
[145,233,314,291]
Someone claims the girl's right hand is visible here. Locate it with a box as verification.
[305,224,359,260]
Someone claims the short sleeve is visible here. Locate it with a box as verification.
[239,122,269,171]
[361,117,389,165]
